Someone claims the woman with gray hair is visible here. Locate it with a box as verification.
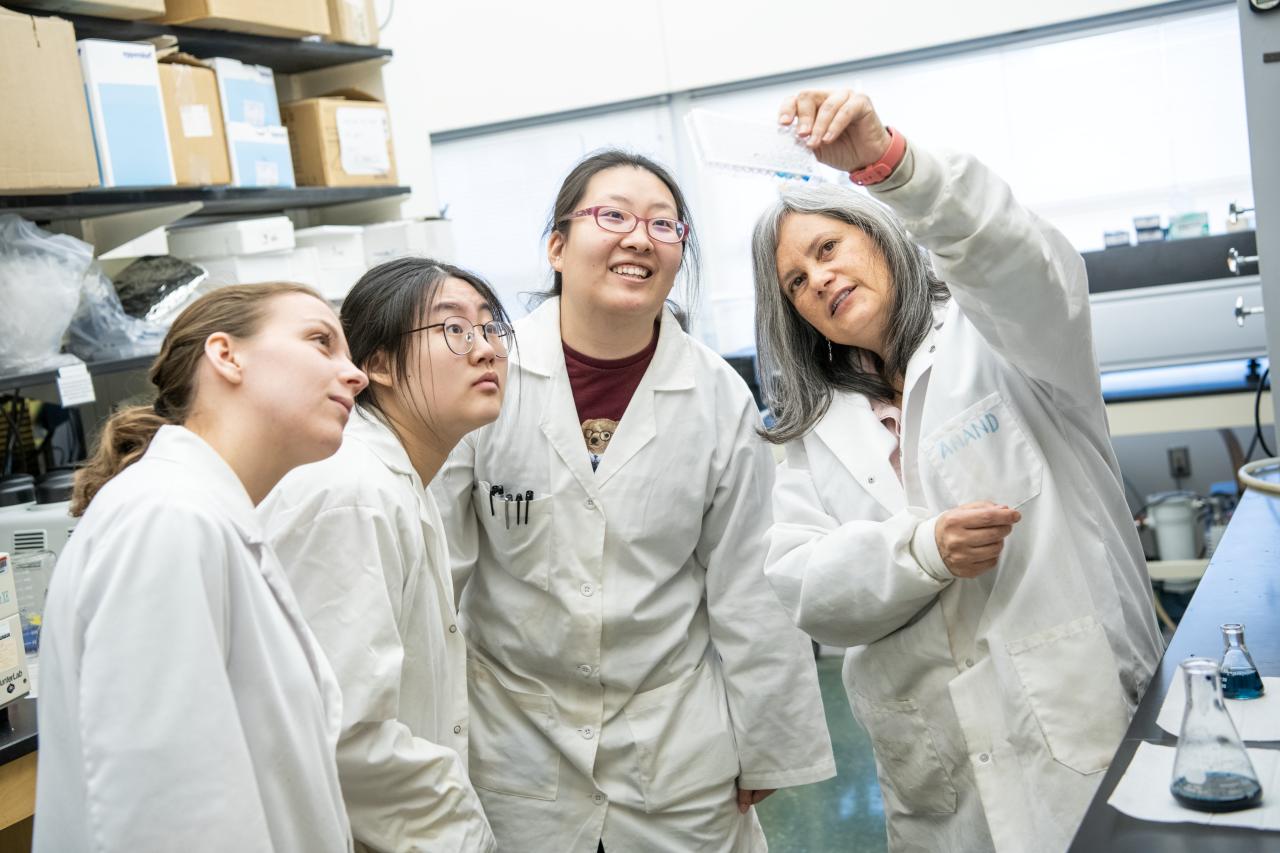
[752,90,1162,853]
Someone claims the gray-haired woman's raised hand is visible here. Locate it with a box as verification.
[777,89,892,173]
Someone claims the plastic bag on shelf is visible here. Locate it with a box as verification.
[67,257,168,363]
[0,215,88,375]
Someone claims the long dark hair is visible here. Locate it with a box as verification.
[340,257,512,423]
[533,149,701,323]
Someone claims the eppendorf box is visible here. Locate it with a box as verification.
[0,554,30,707]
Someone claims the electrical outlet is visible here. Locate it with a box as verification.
[1168,446,1192,480]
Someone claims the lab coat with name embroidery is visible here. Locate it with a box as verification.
[433,298,835,853]
[261,409,495,853]
[34,425,352,853]
[765,147,1163,853]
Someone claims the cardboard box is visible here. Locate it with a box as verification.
[169,216,295,258]
[0,8,99,193]
[281,90,397,188]
[326,0,377,45]
[19,0,164,19]
[208,57,281,128]
[362,219,456,267]
[155,0,330,39]
[78,39,176,187]
[294,225,366,299]
[158,54,231,186]
[226,124,296,188]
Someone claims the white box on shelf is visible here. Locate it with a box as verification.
[361,219,456,268]
[293,226,366,300]
[168,216,295,258]
[225,123,296,188]
[288,246,321,291]
[76,39,176,187]
[189,250,296,287]
[208,56,281,128]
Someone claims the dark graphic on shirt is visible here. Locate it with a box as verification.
[582,418,617,471]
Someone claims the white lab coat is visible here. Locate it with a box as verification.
[432,298,836,853]
[261,409,495,853]
[34,425,352,853]
[765,146,1164,853]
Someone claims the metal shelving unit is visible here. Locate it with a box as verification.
[7,5,391,73]
[1,6,408,401]
[0,185,410,222]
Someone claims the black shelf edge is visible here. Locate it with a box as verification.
[0,185,411,222]
[8,5,391,73]
[1082,231,1258,294]
[1,352,158,396]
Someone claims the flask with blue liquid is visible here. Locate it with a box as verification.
[1220,623,1265,700]
[1170,658,1263,812]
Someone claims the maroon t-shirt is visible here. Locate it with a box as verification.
[563,327,659,470]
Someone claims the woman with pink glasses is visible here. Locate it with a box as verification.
[433,150,835,852]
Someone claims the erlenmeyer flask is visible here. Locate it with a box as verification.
[1170,658,1263,812]
[1220,623,1265,700]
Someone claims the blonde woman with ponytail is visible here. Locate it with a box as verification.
[34,283,368,853]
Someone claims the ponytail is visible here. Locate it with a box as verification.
[70,405,171,516]
[70,282,322,517]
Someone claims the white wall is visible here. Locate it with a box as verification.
[375,0,442,215]
[415,0,1179,132]
[432,5,1252,356]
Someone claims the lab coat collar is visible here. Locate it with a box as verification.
[145,425,264,544]
[813,393,906,514]
[513,297,696,390]
[516,298,696,495]
[902,299,953,396]
[345,406,418,482]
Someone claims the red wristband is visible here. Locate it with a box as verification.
[849,127,907,187]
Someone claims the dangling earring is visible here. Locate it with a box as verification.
[827,339,834,363]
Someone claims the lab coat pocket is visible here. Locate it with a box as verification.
[848,692,957,815]
[467,658,560,800]
[1006,615,1130,775]
[624,661,741,813]
[922,391,1043,509]
[474,481,553,591]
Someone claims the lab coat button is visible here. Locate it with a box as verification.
[964,657,974,668]
[592,793,605,805]
[454,725,463,734]
[978,752,990,763]
[867,476,876,484]
[448,624,458,633]
[929,345,936,353]
[585,498,596,510]
[581,726,595,739]
[581,583,595,597]
[577,664,593,677]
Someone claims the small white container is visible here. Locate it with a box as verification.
[361,219,456,268]
[189,250,296,287]
[293,226,367,300]
[1148,494,1201,561]
[168,216,295,259]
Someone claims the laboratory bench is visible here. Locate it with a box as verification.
[1068,485,1280,851]
[0,698,37,852]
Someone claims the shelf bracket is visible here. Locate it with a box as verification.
[45,202,203,257]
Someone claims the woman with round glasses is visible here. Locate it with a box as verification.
[261,258,513,853]
[754,90,1162,852]
[432,150,835,852]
